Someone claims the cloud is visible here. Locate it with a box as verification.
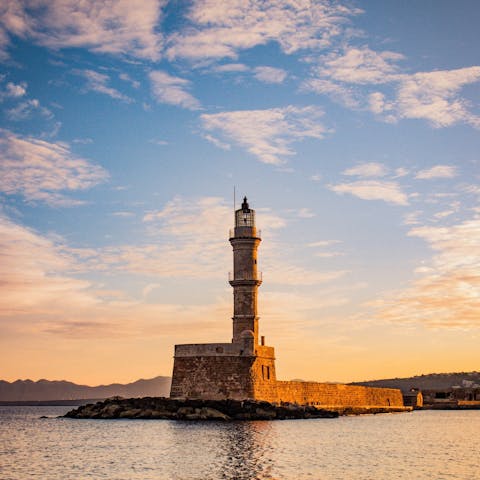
[314,46,403,84]
[301,78,359,108]
[0,212,232,346]
[394,68,480,128]
[368,68,480,128]
[119,73,140,89]
[0,129,108,206]
[415,165,458,180]
[0,0,164,60]
[328,180,409,205]
[166,0,361,61]
[5,98,53,121]
[297,208,315,218]
[1,81,27,98]
[77,70,132,102]
[0,213,97,318]
[394,167,409,178]
[343,162,388,177]
[202,134,231,150]
[372,214,480,328]
[95,196,342,287]
[253,66,287,84]
[307,240,340,248]
[213,63,249,73]
[403,210,422,226]
[201,106,326,165]
[149,70,201,110]
[112,211,134,218]
[304,44,480,129]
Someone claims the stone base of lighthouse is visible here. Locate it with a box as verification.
[170,340,278,402]
[169,341,405,409]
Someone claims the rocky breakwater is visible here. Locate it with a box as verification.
[64,397,339,421]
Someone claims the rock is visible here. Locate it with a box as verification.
[254,407,276,419]
[100,404,122,418]
[63,397,340,421]
[200,407,230,421]
[176,406,194,417]
[118,408,142,418]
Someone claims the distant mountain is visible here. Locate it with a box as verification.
[0,376,171,401]
[352,372,480,391]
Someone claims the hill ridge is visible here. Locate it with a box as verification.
[0,376,172,401]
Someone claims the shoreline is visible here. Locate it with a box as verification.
[64,397,340,420]
[62,397,416,420]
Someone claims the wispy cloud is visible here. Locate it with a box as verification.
[6,98,53,121]
[415,165,458,180]
[166,0,361,61]
[307,240,340,248]
[253,66,287,84]
[302,78,360,108]
[403,210,422,226]
[202,134,230,150]
[0,213,97,318]
[371,214,480,328]
[328,180,409,206]
[0,212,231,345]
[393,68,480,128]
[213,63,249,73]
[0,129,108,206]
[304,44,480,129]
[119,73,140,89]
[314,46,403,84]
[343,162,388,178]
[0,0,164,60]
[149,71,201,110]
[201,106,326,165]
[77,70,132,102]
[90,196,343,287]
[1,81,27,98]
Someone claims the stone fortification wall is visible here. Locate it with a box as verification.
[170,356,256,400]
[250,347,277,403]
[276,381,404,408]
[170,344,278,402]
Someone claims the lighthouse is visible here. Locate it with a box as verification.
[168,196,406,410]
[229,197,262,345]
[170,196,277,401]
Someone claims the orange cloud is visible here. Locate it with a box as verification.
[371,215,480,328]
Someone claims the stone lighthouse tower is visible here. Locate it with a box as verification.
[230,196,262,346]
[170,196,278,401]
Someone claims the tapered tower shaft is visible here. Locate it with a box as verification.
[229,197,262,345]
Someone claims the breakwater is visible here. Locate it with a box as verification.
[64,397,339,420]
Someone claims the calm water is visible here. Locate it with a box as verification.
[0,406,478,479]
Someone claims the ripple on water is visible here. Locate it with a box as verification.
[0,407,479,479]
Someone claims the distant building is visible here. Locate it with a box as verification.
[422,387,480,408]
[402,389,423,409]
[170,197,405,410]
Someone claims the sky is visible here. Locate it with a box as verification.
[0,0,479,385]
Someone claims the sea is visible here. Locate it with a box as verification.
[0,406,478,479]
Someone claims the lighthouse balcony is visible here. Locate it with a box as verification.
[228,271,262,285]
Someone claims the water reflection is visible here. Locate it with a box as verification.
[219,422,275,480]
[165,420,277,480]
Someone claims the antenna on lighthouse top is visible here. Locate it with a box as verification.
[233,185,236,213]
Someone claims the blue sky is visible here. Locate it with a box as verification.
[0,0,479,384]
